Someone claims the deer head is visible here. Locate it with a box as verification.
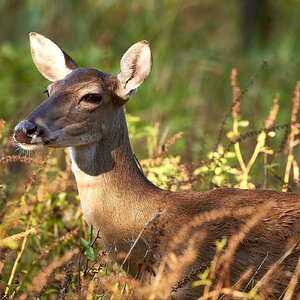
[14,32,152,151]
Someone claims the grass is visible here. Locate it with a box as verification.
[0,66,299,298]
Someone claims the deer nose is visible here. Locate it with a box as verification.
[14,120,38,143]
[15,120,37,135]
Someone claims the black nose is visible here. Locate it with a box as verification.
[14,120,38,143]
[15,120,37,135]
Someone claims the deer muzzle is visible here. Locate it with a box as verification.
[14,120,47,150]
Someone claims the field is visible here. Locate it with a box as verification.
[0,1,300,299]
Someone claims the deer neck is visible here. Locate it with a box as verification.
[69,108,162,252]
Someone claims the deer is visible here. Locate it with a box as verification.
[14,32,300,299]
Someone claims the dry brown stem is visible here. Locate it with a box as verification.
[18,248,79,299]
[231,68,241,120]
[0,155,45,165]
[0,119,5,139]
[249,240,299,297]
[149,232,201,299]
[264,96,279,130]
[169,206,255,252]
[0,227,37,247]
[283,257,300,300]
[163,131,184,153]
[283,81,300,191]
[213,203,272,298]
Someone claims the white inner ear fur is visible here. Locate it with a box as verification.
[30,32,77,82]
[116,40,152,99]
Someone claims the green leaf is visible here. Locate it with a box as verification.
[215,238,227,251]
[238,120,249,127]
[80,237,95,261]
[58,192,67,202]
[85,246,95,261]
[2,240,18,249]
[193,267,211,287]
[198,267,211,280]
[192,279,212,287]
[80,237,90,249]
[44,288,59,295]
[265,163,280,169]
[268,131,276,137]
[260,147,274,155]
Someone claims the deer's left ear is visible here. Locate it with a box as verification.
[29,32,78,82]
[115,40,152,100]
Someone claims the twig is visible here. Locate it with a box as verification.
[243,252,269,292]
[248,240,300,297]
[283,81,300,191]
[120,209,165,270]
[214,60,268,152]
[283,257,300,300]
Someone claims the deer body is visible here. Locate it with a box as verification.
[14,33,300,299]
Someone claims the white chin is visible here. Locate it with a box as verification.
[18,143,45,151]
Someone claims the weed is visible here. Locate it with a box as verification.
[0,68,299,299]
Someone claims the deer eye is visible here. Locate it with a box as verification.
[81,93,103,104]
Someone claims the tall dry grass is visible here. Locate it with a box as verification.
[0,65,299,299]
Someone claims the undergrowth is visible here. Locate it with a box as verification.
[0,69,299,299]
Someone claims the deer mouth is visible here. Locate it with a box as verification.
[13,120,58,150]
[17,142,45,151]
[14,135,57,151]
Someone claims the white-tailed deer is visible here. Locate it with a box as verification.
[14,33,300,299]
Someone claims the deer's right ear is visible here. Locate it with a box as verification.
[115,40,152,101]
[29,32,78,82]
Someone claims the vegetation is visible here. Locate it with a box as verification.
[0,1,299,299]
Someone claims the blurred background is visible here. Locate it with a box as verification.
[0,0,299,160]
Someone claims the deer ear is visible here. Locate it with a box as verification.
[29,32,78,82]
[116,40,152,100]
